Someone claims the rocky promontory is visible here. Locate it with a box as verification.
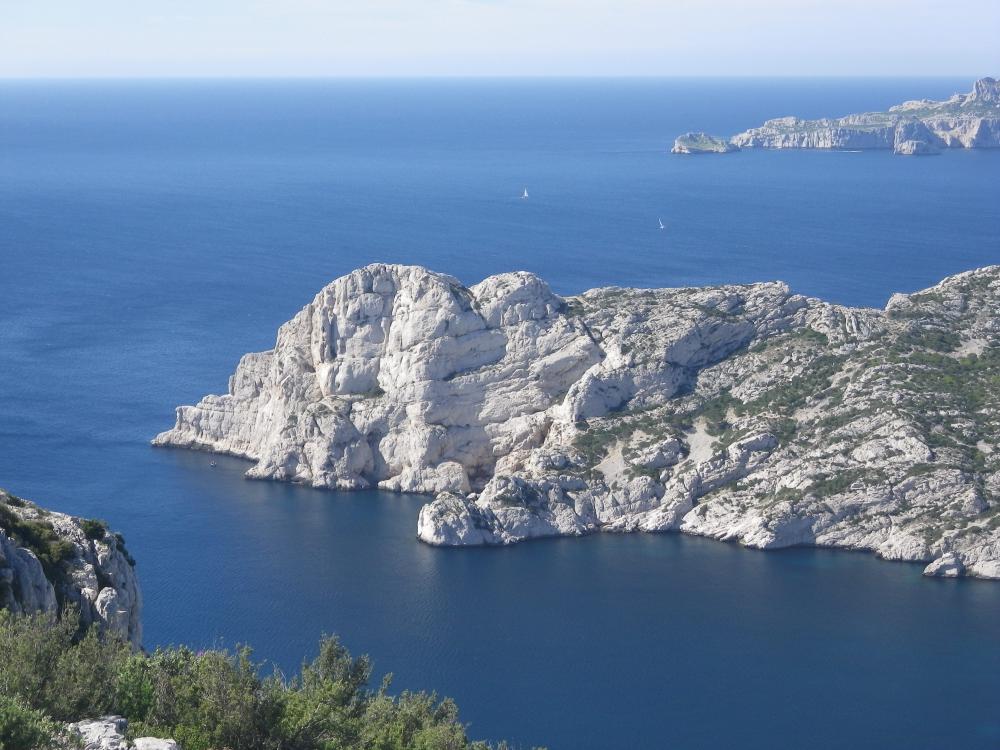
[0,488,142,646]
[673,76,1000,155]
[671,132,738,154]
[156,263,1000,580]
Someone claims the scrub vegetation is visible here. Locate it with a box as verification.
[0,610,539,750]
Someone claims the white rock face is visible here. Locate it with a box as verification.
[155,265,602,493]
[0,489,142,647]
[157,264,1000,580]
[68,717,178,750]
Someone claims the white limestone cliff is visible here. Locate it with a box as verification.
[156,263,1000,581]
[0,489,142,647]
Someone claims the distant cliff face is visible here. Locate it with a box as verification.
[156,263,1000,580]
[675,77,1000,155]
[0,489,142,646]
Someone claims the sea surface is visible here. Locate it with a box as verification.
[1,78,999,749]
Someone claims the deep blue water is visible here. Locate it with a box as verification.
[1,79,999,749]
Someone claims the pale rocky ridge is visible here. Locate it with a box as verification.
[155,263,1000,580]
[0,488,142,646]
[672,77,1000,155]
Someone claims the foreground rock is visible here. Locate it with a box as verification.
[0,488,142,646]
[674,77,1000,155]
[671,132,738,154]
[69,717,178,750]
[157,263,1000,580]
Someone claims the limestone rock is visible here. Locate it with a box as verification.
[157,263,1000,580]
[894,139,941,155]
[68,717,178,750]
[924,552,964,578]
[0,489,142,646]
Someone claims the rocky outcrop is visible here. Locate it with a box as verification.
[671,132,738,154]
[157,263,1000,580]
[676,77,1000,155]
[0,489,142,647]
[68,717,178,750]
[894,139,940,156]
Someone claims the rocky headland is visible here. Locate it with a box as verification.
[670,132,738,154]
[672,76,1000,155]
[154,263,1000,580]
[0,488,142,646]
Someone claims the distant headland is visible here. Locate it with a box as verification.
[672,76,1000,155]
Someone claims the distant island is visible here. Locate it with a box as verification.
[672,76,1000,155]
[155,263,1000,580]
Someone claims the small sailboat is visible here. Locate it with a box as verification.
[658,218,666,230]
[521,188,529,200]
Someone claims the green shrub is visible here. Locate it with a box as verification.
[1,494,26,508]
[0,508,76,585]
[79,519,107,541]
[0,611,538,750]
[0,695,61,750]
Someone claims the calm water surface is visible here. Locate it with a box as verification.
[1,79,999,749]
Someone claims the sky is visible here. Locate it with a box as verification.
[1,0,998,78]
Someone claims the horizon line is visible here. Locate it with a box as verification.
[0,73,988,82]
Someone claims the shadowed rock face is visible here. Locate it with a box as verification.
[0,489,142,647]
[675,77,1000,156]
[157,263,1000,580]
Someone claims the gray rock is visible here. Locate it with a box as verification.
[67,717,178,750]
[894,139,941,155]
[924,551,965,577]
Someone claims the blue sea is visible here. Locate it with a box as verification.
[1,78,999,749]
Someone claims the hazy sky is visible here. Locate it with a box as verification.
[1,0,998,78]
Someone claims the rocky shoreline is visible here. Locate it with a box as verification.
[155,263,1000,580]
[671,76,1000,155]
